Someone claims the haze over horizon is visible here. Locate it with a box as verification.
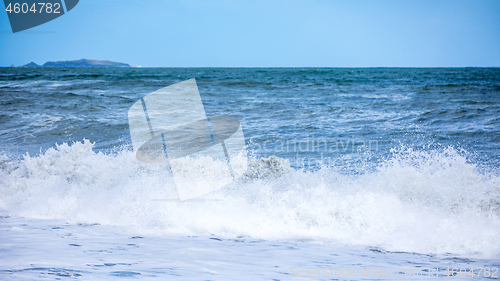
[1,0,499,67]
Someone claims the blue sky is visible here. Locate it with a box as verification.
[1,0,499,67]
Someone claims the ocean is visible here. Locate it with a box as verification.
[1,67,499,280]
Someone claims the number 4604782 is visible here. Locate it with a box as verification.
[5,2,61,14]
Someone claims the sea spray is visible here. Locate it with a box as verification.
[1,140,499,257]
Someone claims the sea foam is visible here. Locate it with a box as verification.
[0,140,499,257]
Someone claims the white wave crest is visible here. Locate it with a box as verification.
[0,140,499,257]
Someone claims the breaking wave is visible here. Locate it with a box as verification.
[0,140,499,257]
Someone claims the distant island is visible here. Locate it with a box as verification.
[21,59,131,68]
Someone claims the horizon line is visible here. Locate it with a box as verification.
[3,65,500,68]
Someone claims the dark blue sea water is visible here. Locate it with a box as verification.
[1,68,499,168]
[1,68,499,280]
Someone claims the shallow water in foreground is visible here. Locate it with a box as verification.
[2,216,499,280]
